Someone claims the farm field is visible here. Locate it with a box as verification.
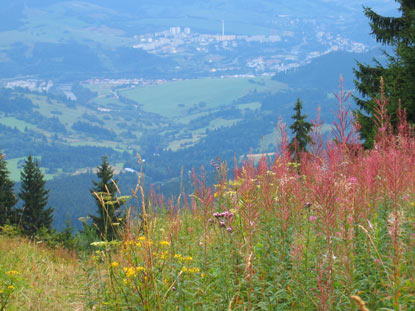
[117,76,288,118]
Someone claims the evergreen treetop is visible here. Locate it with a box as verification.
[354,0,415,148]
[18,156,54,236]
[289,99,312,157]
[90,156,128,240]
[0,152,18,227]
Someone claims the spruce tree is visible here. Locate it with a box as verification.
[289,99,312,157]
[354,1,415,148]
[18,156,53,236]
[90,156,127,240]
[0,152,18,227]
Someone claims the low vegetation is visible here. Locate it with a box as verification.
[0,227,83,310]
[1,84,415,310]
[81,95,415,310]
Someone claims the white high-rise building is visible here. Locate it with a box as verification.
[170,27,181,36]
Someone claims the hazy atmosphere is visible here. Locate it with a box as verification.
[0,0,400,228]
[1,1,414,310]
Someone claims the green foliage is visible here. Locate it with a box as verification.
[18,156,54,236]
[289,99,311,156]
[354,1,415,148]
[89,156,129,241]
[0,269,22,311]
[0,153,17,227]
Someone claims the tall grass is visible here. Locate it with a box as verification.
[0,227,84,310]
[86,87,415,310]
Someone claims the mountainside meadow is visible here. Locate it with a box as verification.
[80,92,415,310]
[0,87,414,311]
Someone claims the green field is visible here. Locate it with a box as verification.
[119,76,288,118]
[0,117,36,132]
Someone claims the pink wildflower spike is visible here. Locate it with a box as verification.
[309,216,318,222]
[348,176,358,185]
[226,227,233,233]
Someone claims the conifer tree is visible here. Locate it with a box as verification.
[0,152,18,227]
[18,156,53,236]
[90,156,128,240]
[289,99,312,157]
[354,1,415,148]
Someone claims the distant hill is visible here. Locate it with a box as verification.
[0,0,398,80]
[272,49,388,90]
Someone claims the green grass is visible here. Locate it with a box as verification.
[119,77,288,118]
[0,117,36,132]
[0,233,84,310]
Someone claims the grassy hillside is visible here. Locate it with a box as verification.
[0,232,84,310]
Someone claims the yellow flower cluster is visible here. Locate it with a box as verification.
[110,261,119,268]
[174,254,192,261]
[153,250,169,260]
[159,240,170,246]
[8,285,14,290]
[181,267,200,273]
[5,270,19,276]
[123,266,145,278]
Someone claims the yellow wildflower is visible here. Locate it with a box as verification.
[182,267,200,273]
[110,261,119,268]
[5,270,19,276]
[135,266,145,272]
[123,267,136,278]
[174,254,192,261]
[124,240,134,246]
[137,236,146,241]
[8,285,15,290]
[160,240,170,246]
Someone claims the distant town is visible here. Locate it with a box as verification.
[132,21,368,73]
[2,20,369,94]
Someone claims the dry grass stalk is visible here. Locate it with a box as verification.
[350,295,369,311]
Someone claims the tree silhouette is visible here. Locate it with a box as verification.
[89,156,128,240]
[18,156,53,236]
[289,99,311,158]
[354,1,415,148]
[0,152,18,226]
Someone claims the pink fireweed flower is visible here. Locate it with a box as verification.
[309,216,318,222]
[348,176,358,185]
